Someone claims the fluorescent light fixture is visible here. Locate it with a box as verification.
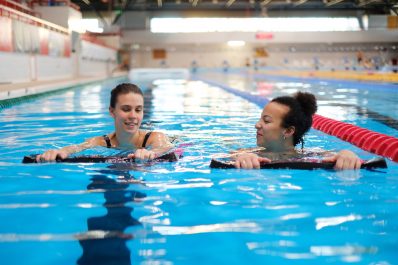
[150,17,360,33]
[227,40,246,47]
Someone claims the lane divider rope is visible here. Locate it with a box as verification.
[312,115,398,162]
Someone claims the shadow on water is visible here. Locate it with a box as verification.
[77,167,146,265]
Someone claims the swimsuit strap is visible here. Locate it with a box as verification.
[103,135,112,148]
[142,131,152,148]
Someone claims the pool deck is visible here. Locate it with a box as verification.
[0,72,128,101]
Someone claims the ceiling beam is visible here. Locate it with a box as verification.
[358,0,382,6]
[260,0,272,6]
[324,0,346,7]
[80,0,108,28]
[112,0,136,25]
[293,0,309,6]
[383,0,398,15]
[226,0,236,7]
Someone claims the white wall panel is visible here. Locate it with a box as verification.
[0,52,31,83]
[36,55,74,80]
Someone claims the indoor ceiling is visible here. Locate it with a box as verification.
[71,0,397,15]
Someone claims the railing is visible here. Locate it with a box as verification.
[29,0,80,11]
[0,3,69,34]
[0,0,41,17]
[81,33,118,50]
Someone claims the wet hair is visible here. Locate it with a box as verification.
[110,83,143,108]
[271,92,317,147]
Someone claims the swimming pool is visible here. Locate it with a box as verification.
[0,72,397,265]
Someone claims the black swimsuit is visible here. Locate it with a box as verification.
[103,134,112,148]
[103,132,152,148]
[141,131,152,148]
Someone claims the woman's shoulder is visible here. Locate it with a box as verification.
[291,148,336,160]
[300,147,336,157]
[86,134,113,147]
[140,130,167,138]
[232,147,265,154]
[139,130,171,147]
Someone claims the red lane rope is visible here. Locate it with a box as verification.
[312,114,398,163]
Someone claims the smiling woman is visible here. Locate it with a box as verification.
[36,83,173,162]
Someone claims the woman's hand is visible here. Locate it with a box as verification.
[35,138,98,163]
[323,150,362,170]
[36,149,69,162]
[128,148,157,160]
[234,153,271,169]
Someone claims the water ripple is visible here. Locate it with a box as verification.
[152,221,261,235]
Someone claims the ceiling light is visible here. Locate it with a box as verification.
[227,40,246,47]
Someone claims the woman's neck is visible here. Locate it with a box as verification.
[258,143,298,160]
[265,141,296,154]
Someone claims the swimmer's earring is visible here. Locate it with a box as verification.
[283,127,294,140]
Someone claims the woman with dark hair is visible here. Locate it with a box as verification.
[234,92,361,170]
[36,83,172,162]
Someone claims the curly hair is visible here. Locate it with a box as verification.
[271,92,317,147]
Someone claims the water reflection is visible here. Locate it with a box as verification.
[77,168,145,265]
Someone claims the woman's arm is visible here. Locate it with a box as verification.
[235,149,361,170]
[130,132,174,160]
[35,136,103,162]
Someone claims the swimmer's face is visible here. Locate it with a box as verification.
[109,92,144,134]
[255,102,289,151]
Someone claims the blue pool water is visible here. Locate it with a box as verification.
[0,72,397,265]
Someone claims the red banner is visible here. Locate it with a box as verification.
[0,17,13,52]
[39,27,49,55]
[64,35,71,57]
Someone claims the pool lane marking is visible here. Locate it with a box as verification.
[252,72,398,92]
[197,78,269,108]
